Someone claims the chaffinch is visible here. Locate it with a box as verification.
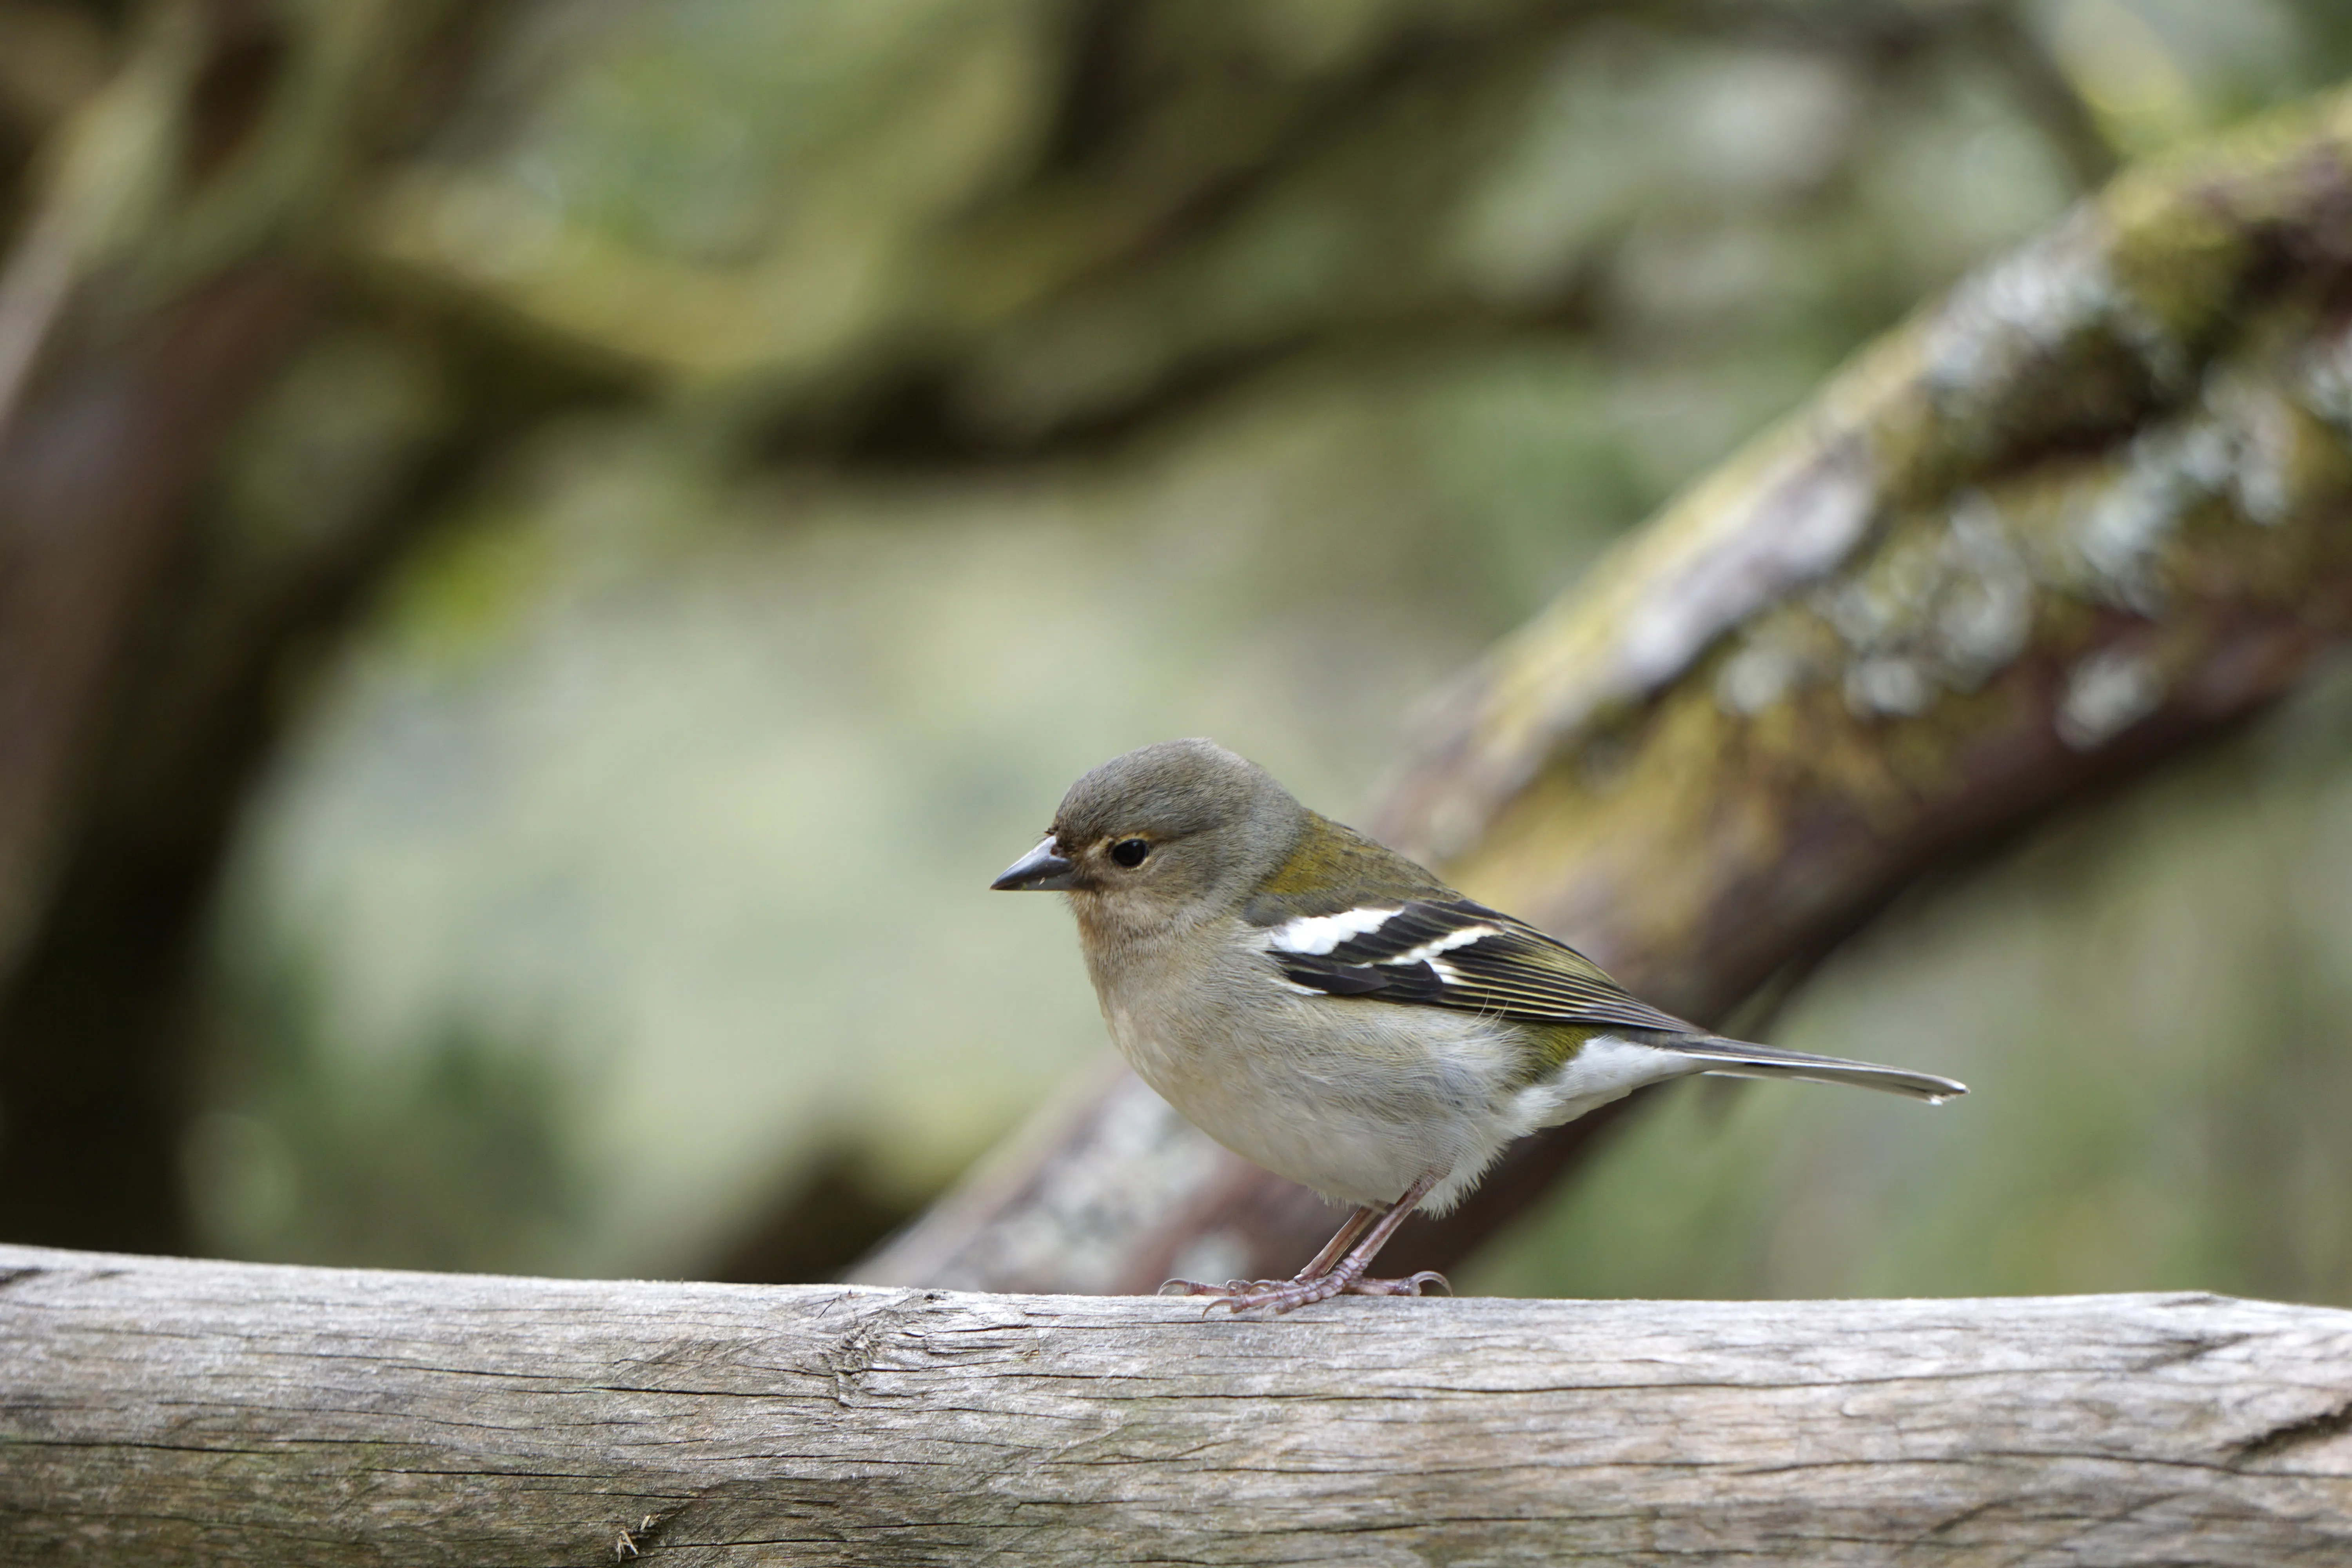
[993,738,1965,1312]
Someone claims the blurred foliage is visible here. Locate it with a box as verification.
[132,0,2352,1294]
[192,982,584,1274]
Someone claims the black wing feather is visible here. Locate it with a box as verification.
[1267,897,1698,1035]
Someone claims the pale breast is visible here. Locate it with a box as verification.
[1087,920,1542,1208]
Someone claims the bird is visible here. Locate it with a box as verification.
[992,738,1965,1313]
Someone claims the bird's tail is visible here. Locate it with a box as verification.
[1671,1036,1965,1104]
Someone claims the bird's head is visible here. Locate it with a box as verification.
[991,738,1304,935]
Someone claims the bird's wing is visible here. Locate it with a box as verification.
[1254,897,1699,1036]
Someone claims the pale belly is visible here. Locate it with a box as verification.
[1100,961,1698,1210]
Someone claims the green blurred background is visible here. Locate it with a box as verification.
[10,0,2352,1303]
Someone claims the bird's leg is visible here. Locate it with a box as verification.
[1292,1203,1378,1281]
[1203,1174,1450,1315]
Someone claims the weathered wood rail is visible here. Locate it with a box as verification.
[2,1243,2348,1565]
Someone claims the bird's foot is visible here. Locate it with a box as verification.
[1158,1270,1449,1315]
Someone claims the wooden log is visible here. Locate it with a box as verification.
[4,1242,2349,1565]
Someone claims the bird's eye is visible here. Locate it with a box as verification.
[1110,838,1151,868]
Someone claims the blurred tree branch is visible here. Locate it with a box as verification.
[360,0,2089,463]
[1964,0,2119,191]
[858,82,2352,1296]
[0,0,624,1252]
[825,0,2120,462]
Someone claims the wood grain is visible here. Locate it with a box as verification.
[4,1243,2349,1565]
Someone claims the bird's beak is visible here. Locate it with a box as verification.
[991,836,1078,892]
